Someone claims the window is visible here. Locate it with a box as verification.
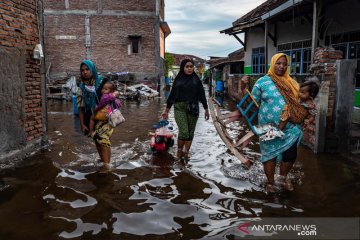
[302,49,311,74]
[290,49,301,74]
[333,42,360,87]
[278,40,311,75]
[252,47,265,74]
[128,35,141,54]
[230,62,244,74]
[287,48,311,74]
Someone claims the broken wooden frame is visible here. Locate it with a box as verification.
[208,89,260,167]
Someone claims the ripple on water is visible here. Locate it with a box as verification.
[49,217,107,239]
[43,186,97,208]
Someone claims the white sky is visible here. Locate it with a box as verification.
[165,0,267,60]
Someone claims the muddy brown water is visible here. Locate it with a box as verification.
[0,90,359,239]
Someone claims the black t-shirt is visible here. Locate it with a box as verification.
[166,73,208,110]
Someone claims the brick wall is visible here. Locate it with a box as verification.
[91,16,156,73]
[44,0,160,81]
[102,0,155,11]
[0,1,45,158]
[305,47,343,149]
[227,73,258,101]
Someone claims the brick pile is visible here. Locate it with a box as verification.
[304,47,343,149]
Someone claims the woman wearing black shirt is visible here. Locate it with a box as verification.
[162,59,209,160]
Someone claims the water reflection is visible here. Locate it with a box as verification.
[0,92,359,239]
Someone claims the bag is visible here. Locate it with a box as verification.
[187,101,199,116]
[107,108,125,127]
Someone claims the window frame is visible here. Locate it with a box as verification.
[279,48,311,75]
[128,35,142,54]
[251,47,265,74]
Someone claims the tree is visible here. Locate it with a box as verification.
[164,52,174,77]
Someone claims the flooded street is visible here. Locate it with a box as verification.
[0,88,359,239]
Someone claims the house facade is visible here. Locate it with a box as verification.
[43,0,170,83]
[168,53,206,80]
[208,49,245,101]
[220,0,360,153]
[0,1,47,163]
[222,0,359,79]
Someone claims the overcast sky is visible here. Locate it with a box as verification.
[165,0,266,60]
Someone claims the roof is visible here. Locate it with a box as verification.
[233,0,288,26]
[207,48,244,68]
[169,53,206,66]
[221,0,292,34]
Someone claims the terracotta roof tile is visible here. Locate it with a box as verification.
[233,0,288,26]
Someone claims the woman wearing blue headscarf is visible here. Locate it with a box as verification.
[76,60,113,170]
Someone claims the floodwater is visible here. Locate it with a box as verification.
[0,88,359,239]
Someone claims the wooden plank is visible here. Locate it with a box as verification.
[208,98,252,166]
[234,131,255,150]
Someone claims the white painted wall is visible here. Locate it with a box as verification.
[244,26,277,67]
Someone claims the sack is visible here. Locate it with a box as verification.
[187,102,199,116]
[94,105,111,121]
[107,109,125,127]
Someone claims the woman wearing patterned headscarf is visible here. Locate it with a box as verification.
[76,60,113,171]
[250,53,304,193]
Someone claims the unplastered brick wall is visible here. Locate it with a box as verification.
[102,0,155,11]
[305,47,343,148]
[44,0,160,81]
[310,47,343,128]
[0,0,44,149]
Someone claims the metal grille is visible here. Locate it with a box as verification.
[277,39,312,51]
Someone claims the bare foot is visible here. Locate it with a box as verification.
[99,164,110,173]
[279,177,294,191]
[266,183,276,193]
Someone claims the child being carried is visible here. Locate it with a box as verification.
[89,79,121,139]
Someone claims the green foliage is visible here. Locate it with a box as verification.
[203,69,210,79]
[164,52,174,77]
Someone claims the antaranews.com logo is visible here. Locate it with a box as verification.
[234,218,359,240]
[238,222,317,236]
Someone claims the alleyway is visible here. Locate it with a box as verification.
[0,89,359,239]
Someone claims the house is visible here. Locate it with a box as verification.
[0,1,47,163]
[208,48,245,100]
[168,53,206,80]
[43,0,171,84]
[220,0,360,153]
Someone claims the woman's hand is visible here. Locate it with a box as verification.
[161,109,169,119]
[81,124,89,135]
[205,109,209,120]
[240,76,249,91]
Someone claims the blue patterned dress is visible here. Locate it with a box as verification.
[251,75,302,162]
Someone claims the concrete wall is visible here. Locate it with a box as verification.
[334,60,357,150]
[44,0,162,82]
[0,1,46,162]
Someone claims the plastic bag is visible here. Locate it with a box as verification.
[107,109,125,128]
